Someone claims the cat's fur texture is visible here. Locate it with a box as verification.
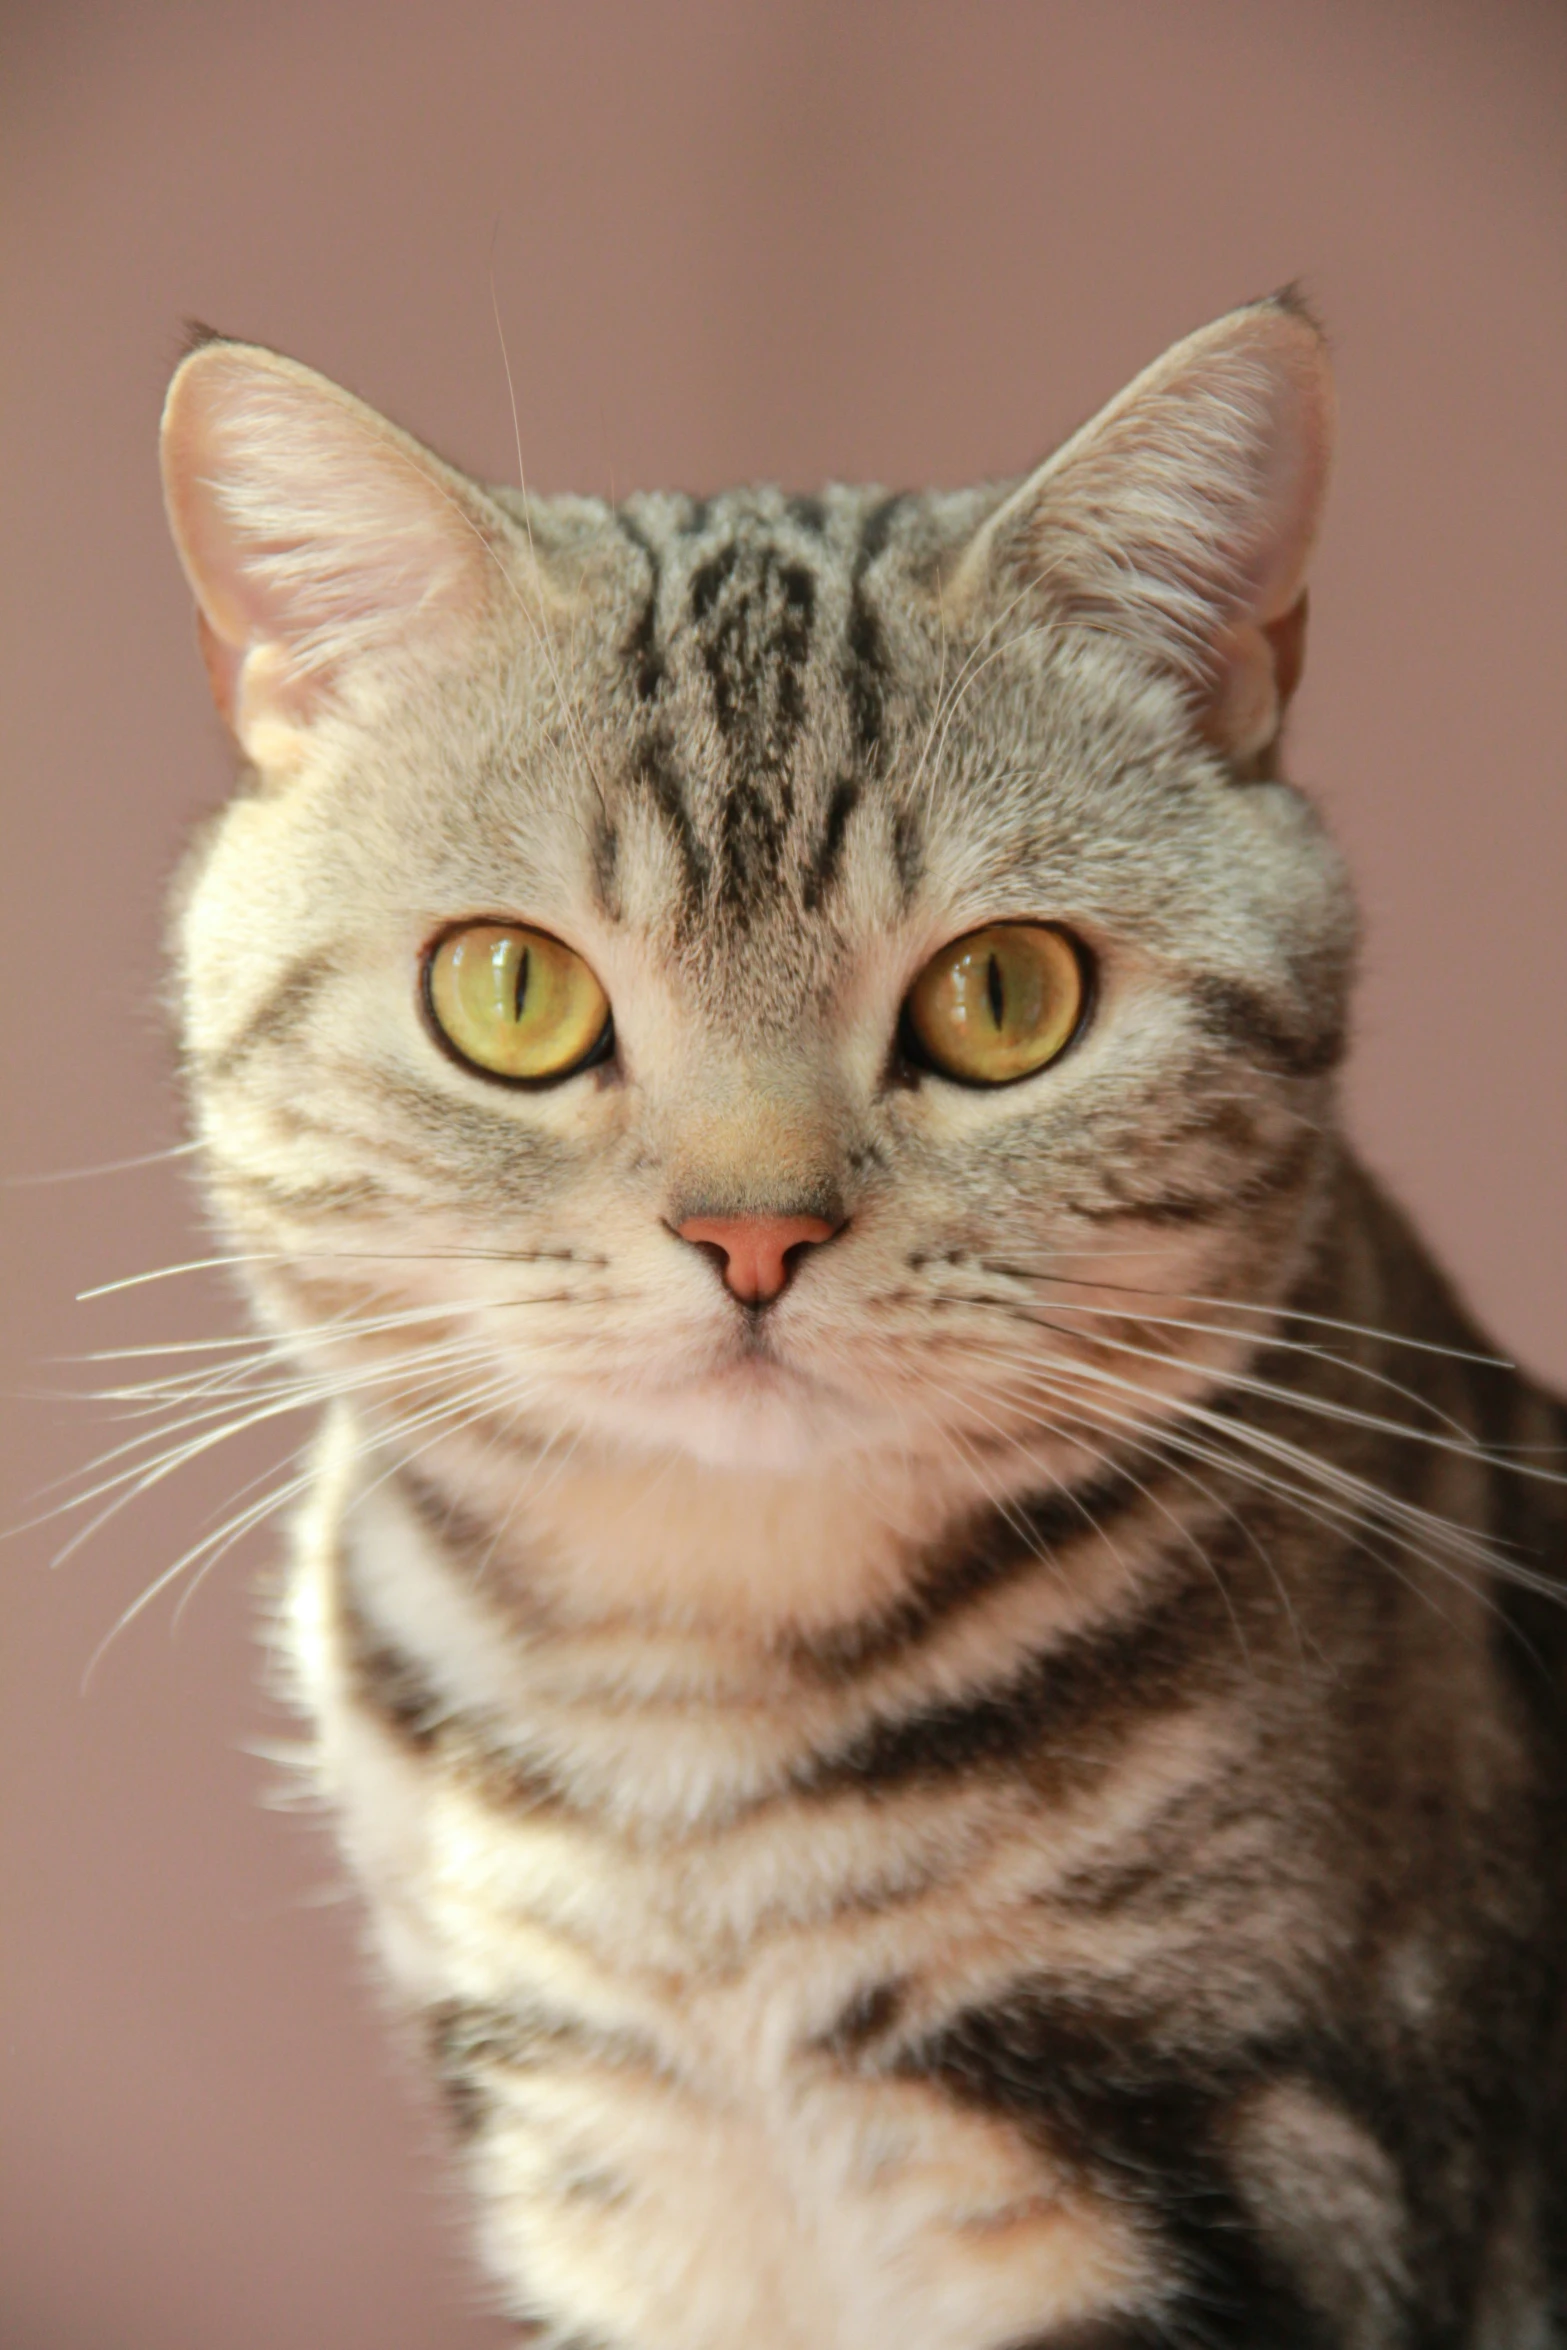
[159,297,1567,2348]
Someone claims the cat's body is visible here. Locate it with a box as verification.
[159,300,1567,2346]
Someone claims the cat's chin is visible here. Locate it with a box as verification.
[602,1357,885,1474]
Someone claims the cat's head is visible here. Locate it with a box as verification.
[161,296,1351,1488]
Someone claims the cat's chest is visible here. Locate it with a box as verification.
[327,1710,1153,2350]
[295,1487,1163,2348]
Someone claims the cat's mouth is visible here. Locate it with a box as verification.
[602,1344,834,1472]
[709,1339,804,1400]
[729,1312,784,1365]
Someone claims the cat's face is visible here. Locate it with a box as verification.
[165,301,1353,1485]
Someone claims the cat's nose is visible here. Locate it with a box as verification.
[676,1213,841,1305]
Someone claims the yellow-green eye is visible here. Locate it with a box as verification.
[425,923,612,1083]
[905,923,1086,1085]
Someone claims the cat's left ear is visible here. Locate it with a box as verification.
[952,292,1334,764]
[160,335,524,764]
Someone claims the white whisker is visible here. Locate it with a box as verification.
[1010,1308,1566,1491]
[976,1258,1516,1371]
[86,1366,533,1680]
[891,1344,1264,1660]
[954,1289,1480,1441]
[5,1140,204,1186]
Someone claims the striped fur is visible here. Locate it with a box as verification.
[160,301,1567,2345]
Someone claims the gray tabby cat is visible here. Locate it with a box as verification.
[158,294,1567,2348]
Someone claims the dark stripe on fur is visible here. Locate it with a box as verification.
[614,509,665,703]
[1188,974,1345,1080]
[427,1998,503,2138]
[795,1460,1164,1679]
[590,810,621,918]
[249,1104,464,1183]
[368,1073,572,1168]
[803,1562,1226,1793]
[208,1162,396,1220]
[907,2003,1344,2348]
[688,541,739,630]
[999,2325,1169,2350]
[337,1576,446,1750]
[201,950,339,1081]
[1466,1377,1567,1717]
[429,1995,637,2089]
[801,774,860,911]
[339,1552,568,1814]
[391,1462,542,1588]
[512,2323,617,2349]
[427,2005,649,2229]
[892,803,924,900]
[727,557,813,906]
[1068,1127,1318,1229]
[687,540,820,916]
[632,726,709,912]
[815,1977,908,2059]
[844,491,906,765]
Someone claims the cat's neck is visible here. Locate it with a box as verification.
[356,1415,1063,1648]
[322,1404,1162,1830]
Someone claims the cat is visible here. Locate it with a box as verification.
[157,292,1567,2348]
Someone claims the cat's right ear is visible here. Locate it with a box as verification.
[160,337,521,764]
[949,293,1335,766]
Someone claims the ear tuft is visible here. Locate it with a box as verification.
[1263,278,1324,336]
[160,341,509,761]
[177,318,231,360]
[956,294,1336,764]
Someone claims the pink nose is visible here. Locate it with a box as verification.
[676,1213,839,1304]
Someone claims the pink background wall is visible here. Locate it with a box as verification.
[3,4,1563,2342]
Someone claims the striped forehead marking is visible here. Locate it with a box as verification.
[608,493,914,930]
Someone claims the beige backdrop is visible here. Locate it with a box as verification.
[3,4,1564,2342]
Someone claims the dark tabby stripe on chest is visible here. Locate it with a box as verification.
[803,1561,1232,1795]
[910,2000,1343,2350]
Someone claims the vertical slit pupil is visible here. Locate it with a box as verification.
[985,951,1005,1031]
[513,945,530,1022]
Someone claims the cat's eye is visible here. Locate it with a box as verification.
[425,922,612,1084]
[904,923,1086,1086]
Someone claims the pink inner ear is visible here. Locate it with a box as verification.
[1238,333,1335,630]
[1203,594,1312,764]
[160,340,501,745]
[1264,593,1310,707]
[960,298,1335,763]
[1095,316,1333,658]
[195,610,241,729]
